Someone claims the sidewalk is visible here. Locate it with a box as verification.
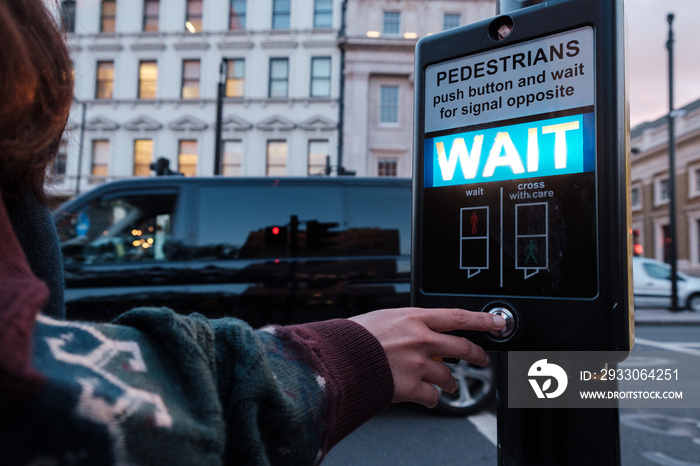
[634,307,700,325]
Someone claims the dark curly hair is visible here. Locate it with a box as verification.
[0,0,74,201]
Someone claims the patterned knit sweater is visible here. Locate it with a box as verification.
[0,194,394,465]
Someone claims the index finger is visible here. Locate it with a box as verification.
[419,308,505,333]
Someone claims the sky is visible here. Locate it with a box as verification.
[626,0,700,127]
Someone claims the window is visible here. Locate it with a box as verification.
[272,0,291,29]
[631,184,642,211]
[314,0,333,28]
[178,140,198,176]
[654,176,669,206]
[57,194,176,265]
[444,13,460,30]
[138,61,158,99]
[223,140,243,176]
[383,12,400,35]
[226,59,245,97]
[143,0,159,32]
[192,184,410,260]
[643,262,672,281]
[378,158,398,177]
[134,139,153,176]
[269,58,289,98]
[230,0,246,30]
[186,0,203,33]
[52,139,68,181]
[379,85,399,124]
[60,1,76,33]
[266,140,287,176]
[310,57,331,97]
[688,164,700,198]
[91,140,110,179]
[181,60,200,99]
[96,61,114,99]
[308,140,329,175]
[100,0,116,33]
[662,224,672,263]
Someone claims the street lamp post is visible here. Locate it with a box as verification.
[214,58,228,176]
[75,99,87,195]
[666,13,680,311]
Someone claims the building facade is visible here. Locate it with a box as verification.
[630,98,700,274]
[53,0,343,197]
[51,0,500,197]
[341,0,495,177]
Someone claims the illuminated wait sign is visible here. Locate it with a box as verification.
[424,113,595,188]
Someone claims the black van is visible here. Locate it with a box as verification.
[54,176,494,416]
[54,177,411,326]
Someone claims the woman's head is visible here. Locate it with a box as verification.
[0,0,74,201]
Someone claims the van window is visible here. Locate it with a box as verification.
[194,185,342,259]
[643,263,671,280]
[57,193,176,265]
[194,184,410,259]
[345,187,411,255]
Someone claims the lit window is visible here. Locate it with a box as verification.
[186,0,203,33]
[138,61,158,99]
[100,0,116,33]
[226,59,245,97]
[266,140,287,176]
[223,140,243,176]
[91,140,110,179]
[378,158,398,177]
[310,57,331,97]
[308,140,329,175]
[143,0,159,32]
[444,13,460,30]
[60,1,76,33]
[269,58,289,98]
[134,140,153,176]
[230,0,246,30]
[272,0,291,29]
[181,60,200,99]
[379,85,399,124]
[96,61,114,99]
[383,11,400,35]
[178,140,198,177]
[314,0,332,28]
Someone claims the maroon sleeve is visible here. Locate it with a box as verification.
[274,319,394,452]
[0,196,49,419]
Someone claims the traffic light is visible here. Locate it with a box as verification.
[264,225,288,246]
[306,220,339,251]
[150,157,183,176]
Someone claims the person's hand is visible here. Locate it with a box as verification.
[349,308,505,408]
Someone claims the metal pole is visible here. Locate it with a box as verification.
[337,0,348,175]
[214,58,228,176]
[667,13,680,311]
[75,100,87,196]
[494,1,621,464]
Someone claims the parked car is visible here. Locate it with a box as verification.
[632,256,700,311]
[53,176,494,416]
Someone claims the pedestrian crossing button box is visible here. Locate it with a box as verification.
[411,0,633,353]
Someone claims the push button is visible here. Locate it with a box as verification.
[488,307,516,340]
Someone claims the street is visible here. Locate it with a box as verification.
[323,324,700,466]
